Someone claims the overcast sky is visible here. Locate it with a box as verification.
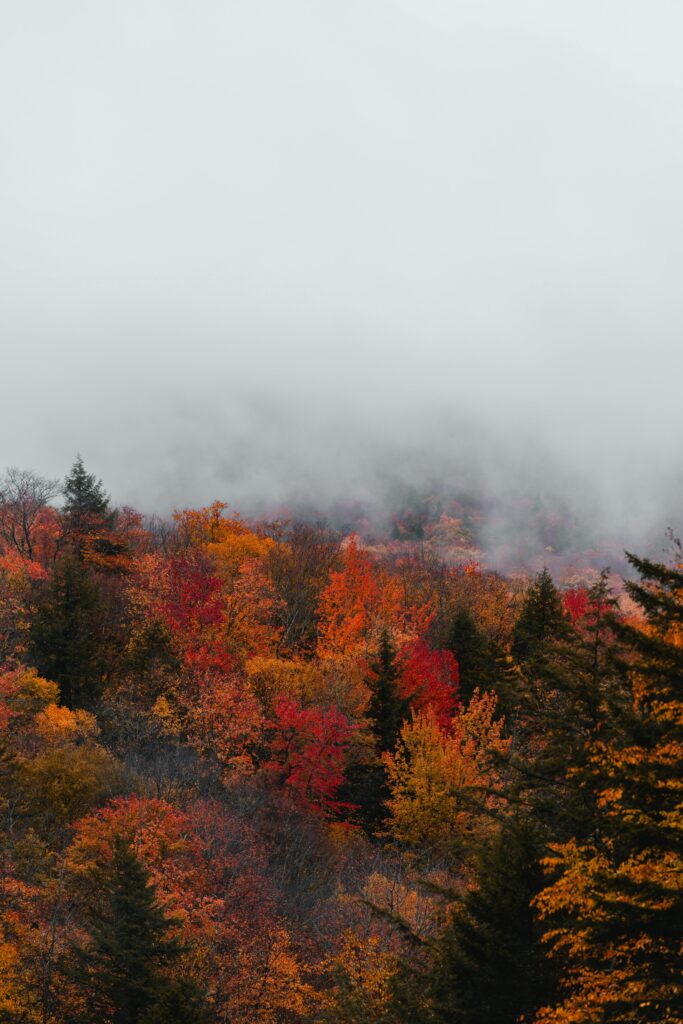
[1,1,682,535]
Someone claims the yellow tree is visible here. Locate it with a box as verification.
[382,690,510,865]
[0,668,123,1023]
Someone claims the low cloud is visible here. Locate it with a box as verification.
[1,1,681,550]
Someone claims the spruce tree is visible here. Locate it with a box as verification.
[337,632,407,830]
[430,823,555,1024]
[69,837,205,1024]
[139,982,210,1024]
[387,822,557,1024]
[63,455,112,537]
[511,567,567,664]
[29,553,104,707]
[446,607,502,704]
[505,571,626,840]
[367,629,407,753]
[535,551,683,1023]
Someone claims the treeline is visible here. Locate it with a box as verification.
[0,459,680,1023]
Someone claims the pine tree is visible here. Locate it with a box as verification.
[337,631,407,830]
[534,552,683,1023]
[387,822,557,1024]
[139,982,210,1024]
[431,823,555,1024]
[505,571,626,840]
[68,837,205,1024]
[446,607,502,704]
[29,553,104,707]
[511,567,567,664]
[367,629,408,753]
[63,455,112,537]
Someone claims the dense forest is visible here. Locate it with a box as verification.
[0,458,680,1023]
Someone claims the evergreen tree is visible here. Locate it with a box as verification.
[505,571,626,840]
[367,629,407,753]
[63,455,112,538]
[337,631,408,830]
[535,552,683,1023]
[445,607,503,704]
[511,567,567,664]
[68,837,206,1024]
[29,553,104,707]
[430,823,555,1024]
[139,982,210,1024]
[388,822,557,1024]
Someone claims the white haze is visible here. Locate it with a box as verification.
[1,1,682,544]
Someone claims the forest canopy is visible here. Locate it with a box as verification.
[0,459,680,1024]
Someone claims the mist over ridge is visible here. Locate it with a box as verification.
[1,0,682,556]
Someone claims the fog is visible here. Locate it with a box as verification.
[1,1,682,544]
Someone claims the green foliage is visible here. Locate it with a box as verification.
[367,629,407,753]
[535,552,683,1023]
[68,837,205,1024]
[139,981,211,1024]
[63,456,111,534]
[390,823,556,1024]
[29,554,105,707]
[505,571,625,840]
[511,568,567,664]
[446,606,503,703]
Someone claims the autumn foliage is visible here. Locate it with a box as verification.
[0,458,679,1024]
[266,697,356,816]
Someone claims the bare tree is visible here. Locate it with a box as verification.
[0,466,59,559]
[144,513,181,553]
[265,521,342,655]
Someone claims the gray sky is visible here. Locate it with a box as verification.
[1,1,682,537]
